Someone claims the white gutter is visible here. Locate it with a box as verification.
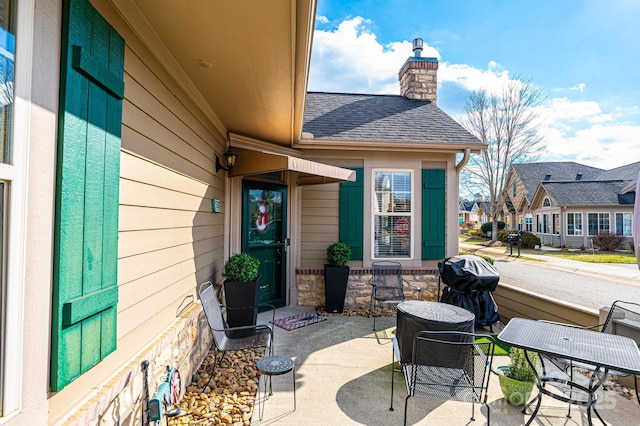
[456,148,471,172]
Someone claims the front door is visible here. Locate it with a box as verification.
[242,181,287,308]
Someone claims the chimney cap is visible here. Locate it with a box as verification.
[412,38,424,57]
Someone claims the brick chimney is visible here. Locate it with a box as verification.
[398,38,438,103]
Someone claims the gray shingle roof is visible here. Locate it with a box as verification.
[542,181,626,206]
[303,92,481,145]
[594,161,640,183]
[511,162,604,202]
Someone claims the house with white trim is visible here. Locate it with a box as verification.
[1,0,483,424]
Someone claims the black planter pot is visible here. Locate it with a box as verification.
[324,265,350,313]
[223,276,261,338]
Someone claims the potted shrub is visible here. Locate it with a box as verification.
[222,252,260,337]
[324,242,351,313]
[496,347,538,406]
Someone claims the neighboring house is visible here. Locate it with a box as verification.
[503,161,638,248]
[459,200,489,227]
[1,1,483,425]
[503,162,604,233]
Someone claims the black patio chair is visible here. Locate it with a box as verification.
[369,261,421,332]
[540,300,640,418]
[390,330,495,425]
[199,281,274,363]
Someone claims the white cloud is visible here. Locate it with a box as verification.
[439,62,511,94]
[308,16,640,170]
[542,98,603,122]
[308,16,439,94]
[316,15,329,24]
[551,82,587,93]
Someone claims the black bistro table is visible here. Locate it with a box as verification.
[396,300,475,364]
[498,318,640,425]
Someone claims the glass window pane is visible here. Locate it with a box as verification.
[0,22,15,164]
[373,171,412,259]
[588,213,598,235]
[373,216,410,257]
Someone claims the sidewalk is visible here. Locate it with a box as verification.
[251,307,640,425]
[460,242,640,284]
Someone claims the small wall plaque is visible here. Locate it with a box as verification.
[212,199,222,213]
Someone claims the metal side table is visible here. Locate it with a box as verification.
[256,355,296,420]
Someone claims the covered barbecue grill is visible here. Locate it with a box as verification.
[437,255,500,329]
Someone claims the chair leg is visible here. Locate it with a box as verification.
[390,345,395,411]
[470,398,475,421]
[635,374,640,406]
[403,395,411,426]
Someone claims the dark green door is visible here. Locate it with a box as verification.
[242,181,287,308]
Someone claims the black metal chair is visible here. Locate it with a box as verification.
[539,300,640,419]
[199,281,274,363]
[369,261,421,332]
[390,331,495,425]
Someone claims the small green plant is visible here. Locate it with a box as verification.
[506,347,537,383]
[222,252,260,282]
[326,242,351,267]
[480,221,506,233]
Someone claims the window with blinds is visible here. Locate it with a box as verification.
[373,170,412,258]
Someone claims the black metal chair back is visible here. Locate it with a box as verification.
[391,331,495,425]
[369,261,420,332]
[199,282,273,362]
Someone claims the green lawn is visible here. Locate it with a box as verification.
[542,251,637,264]
[460,236,637,264]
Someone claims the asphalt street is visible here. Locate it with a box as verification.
[460,242,640,311]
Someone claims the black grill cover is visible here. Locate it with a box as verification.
[438,255,499,292]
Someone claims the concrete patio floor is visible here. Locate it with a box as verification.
[251,306,639,426]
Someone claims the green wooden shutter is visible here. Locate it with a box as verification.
[52,0,125,391]
[422,169,446,260]
[339,168,363,260]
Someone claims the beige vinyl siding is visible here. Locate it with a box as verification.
[300,183,340,266]
[117,51,224,346]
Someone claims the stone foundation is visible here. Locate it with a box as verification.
[62,303,212,426]
[296,267,440,308]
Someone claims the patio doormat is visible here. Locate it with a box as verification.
[271,313,327,331]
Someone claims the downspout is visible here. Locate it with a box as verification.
[456,148,471,172]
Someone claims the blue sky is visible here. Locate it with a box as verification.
[308,0,640,170]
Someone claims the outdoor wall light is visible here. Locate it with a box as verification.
[215,147,237,173]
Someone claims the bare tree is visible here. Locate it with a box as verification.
[461,76,545,241]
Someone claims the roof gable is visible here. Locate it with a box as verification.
[540,181,626,206]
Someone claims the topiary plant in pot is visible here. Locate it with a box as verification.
[222,252,260,337]
[496,347,538,406]
[324,242,351,313]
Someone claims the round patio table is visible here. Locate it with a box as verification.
[396,300,475,363]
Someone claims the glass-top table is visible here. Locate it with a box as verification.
[498,318,640,425]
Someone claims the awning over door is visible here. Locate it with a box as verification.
[230,147,356,185]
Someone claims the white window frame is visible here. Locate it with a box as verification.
[587,212,610,236]
[0,0,34,415]
[615,212,632,237]
[552,213,559,235]
[566,212,583,236]
[525,214,533,232]
[371,169,414,260]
